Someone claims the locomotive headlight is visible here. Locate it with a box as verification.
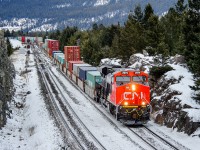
[142,101,146,105]
[132,84,136,91]
[124,101,129,106]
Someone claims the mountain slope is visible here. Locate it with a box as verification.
[0,0,177,31]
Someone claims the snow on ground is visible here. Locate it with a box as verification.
[0,42,63,149]
[9,39,23,49]
[148,121,200,150]
[165,64,199,108]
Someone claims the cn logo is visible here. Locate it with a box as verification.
[124,92,146,100]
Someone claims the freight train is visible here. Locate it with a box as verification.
[27,37,151,125]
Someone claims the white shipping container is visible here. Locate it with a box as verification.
[37,37,43,43]
[59,64,62,70]
[63,67,67,74]
[72,74,77,83]
[85,84,95,99]
[73,63,91,77]
[78,79,84,91]
[67,70,71,78]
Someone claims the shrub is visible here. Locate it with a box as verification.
[150,65,173,79]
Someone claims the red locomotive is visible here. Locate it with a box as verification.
[97,66,151,125]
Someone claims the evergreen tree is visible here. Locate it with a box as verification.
[6,38,13,56]
[160,0,187,56]
[132,4,143,23]
[184,0,200,73]
[175,0,187,14]
[184,0,200,101]
[143,3,154,25]
[120,5,145,61]
[142,4,162,55]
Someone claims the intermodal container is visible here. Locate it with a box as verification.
[54,53,64,61]
[44,39,51,51]
[64,46,80,62]
[52,51,62,58]
[73,46,81,61]
[86,71,102,88]
[36,37,43,44]
[48,40,59,50]
[18,36,22,41]
[79,67,97,81]
[39,42,44,48]
[58,56,65,65]
[48,40,59,56]
[22,36,25,43]
[73,63,91,77]
[68,61,84,73]
[64,46,74,62]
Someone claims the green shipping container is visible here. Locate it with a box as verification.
[86,71,102,88]
[55,53,64,60]
[61,57,65,64]
[58,55,65,64]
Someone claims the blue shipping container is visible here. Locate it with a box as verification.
[79,66,97,81]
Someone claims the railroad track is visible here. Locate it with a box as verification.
[47,67,107,150]
[128,125,190,150]
[34,49,106,150]
[34,52,85,150]
[143,126,189,150]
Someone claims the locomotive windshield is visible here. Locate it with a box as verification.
[132,76,148,85]
[116,76,130,85]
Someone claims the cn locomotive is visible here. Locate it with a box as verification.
[35,38,151,125]
[96,66,151,125]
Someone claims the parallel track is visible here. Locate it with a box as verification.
[128,127,177,150]
[142,126,189,150]
[47,67,107,150]
[34,49,106,150]
[36,57,85,150]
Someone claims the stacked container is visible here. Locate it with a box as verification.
[52,51,62,58]
[54,53,64,65]
[85,71,102,99]
[48,40,59,57]
[72,63,91,84]
[86,71,102,88]
[52,51,62,64]
[44,39,51,52]
[73,63,91,77]
[79,67,97,81]
[64,46,81,62]
[22,36,25,43]
[36,37,43,45]
[58,54,65,70]
[77,66,97,91]
[39,42,44,49]
[68,61,83,79]
[18,36,22,41]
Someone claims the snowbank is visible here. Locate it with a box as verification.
[9,39,23,48]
